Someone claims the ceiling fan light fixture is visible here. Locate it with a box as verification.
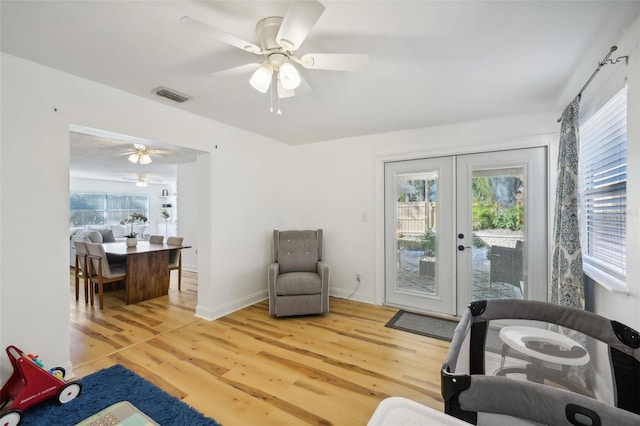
[128,153,139,164]
[278,62,301,90]
[139,154,152,165]
[135,173,148,187]
[277,80,295,99]
[249,64,273,93]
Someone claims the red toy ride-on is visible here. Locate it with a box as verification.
[0,345,82,425]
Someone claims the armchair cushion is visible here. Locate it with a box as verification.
[276,272,322,295]
[276,230,320,273]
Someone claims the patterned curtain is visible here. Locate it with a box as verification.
[550,96,584,309]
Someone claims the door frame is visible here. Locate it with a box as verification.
[374,135,554,315]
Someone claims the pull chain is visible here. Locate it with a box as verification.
[269,77,274,113]
[277,91,282,115]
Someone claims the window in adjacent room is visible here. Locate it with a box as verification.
[70,193,148,226]
[579,86,627,289]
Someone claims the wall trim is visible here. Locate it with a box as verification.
[330,288,376,305]
[195,290,268,321]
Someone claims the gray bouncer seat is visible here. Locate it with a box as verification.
[442,299,640,426]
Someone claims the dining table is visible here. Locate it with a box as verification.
[102,240,191,304]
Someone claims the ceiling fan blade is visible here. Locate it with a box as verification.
[180,16,262,54]
[211,63,261,77]
[276,0,325,51]
[297,53,369,71]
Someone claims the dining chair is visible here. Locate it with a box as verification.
[148,234,164,244]
[86,242,127,309]
[166,236,184,290]
[73,241,90,303]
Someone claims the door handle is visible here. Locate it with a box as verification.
[458,245,471,251]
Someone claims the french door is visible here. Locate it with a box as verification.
[384,147,547,316]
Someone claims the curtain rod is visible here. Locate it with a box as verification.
[557,45,629,122]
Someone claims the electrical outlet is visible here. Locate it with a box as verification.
[356,273,361,282]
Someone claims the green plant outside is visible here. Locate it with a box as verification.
[472,203,523,231]
[420,228,436,256]
[492,204,523,230]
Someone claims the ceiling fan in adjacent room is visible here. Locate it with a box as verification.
[180,0,368,100]
[120,144,169,165]
[122,173,165,187]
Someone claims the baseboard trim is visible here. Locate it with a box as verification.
[330,287,375,305]
[196,290,268,321]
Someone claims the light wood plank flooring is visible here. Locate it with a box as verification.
[69,269,450,425]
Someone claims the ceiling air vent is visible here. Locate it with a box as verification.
[152,86,192,103]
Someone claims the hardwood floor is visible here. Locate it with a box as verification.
[69,269,450,425]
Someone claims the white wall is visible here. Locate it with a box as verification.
[0,53,285,378]
[197,136,287,318]
[177,162,198,271]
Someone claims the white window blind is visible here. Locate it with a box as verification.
[579,87,627,282]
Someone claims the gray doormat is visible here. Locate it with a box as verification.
[385,310,458,341]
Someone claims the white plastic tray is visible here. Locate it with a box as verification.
[367,397,471,426]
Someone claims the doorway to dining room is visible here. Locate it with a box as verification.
[68,125,209,363]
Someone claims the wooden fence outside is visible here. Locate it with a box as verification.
[397,201,436,235]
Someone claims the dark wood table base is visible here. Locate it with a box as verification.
[126,250,170,304]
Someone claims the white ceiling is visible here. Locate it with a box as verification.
[69,127,203,184]
[2,0,640,151]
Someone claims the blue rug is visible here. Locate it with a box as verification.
[21,364,221,425]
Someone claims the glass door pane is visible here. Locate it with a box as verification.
[470,168,525,301]
[396,172,438,296]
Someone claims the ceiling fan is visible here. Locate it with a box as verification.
[180,0,368,99]
[122,173,164,187]
[120,144,169,165]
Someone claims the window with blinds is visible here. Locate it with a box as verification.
[70,193,148,226]
[579,87,627,284]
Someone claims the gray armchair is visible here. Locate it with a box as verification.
[268,229,330,317]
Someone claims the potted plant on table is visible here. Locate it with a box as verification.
[120,213,148,247]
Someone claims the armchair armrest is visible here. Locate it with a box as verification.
[317,260,330,293]
[267,262,280,316]
[268,262,279,284]
[317,261,330,313]
[317,261,329,280]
